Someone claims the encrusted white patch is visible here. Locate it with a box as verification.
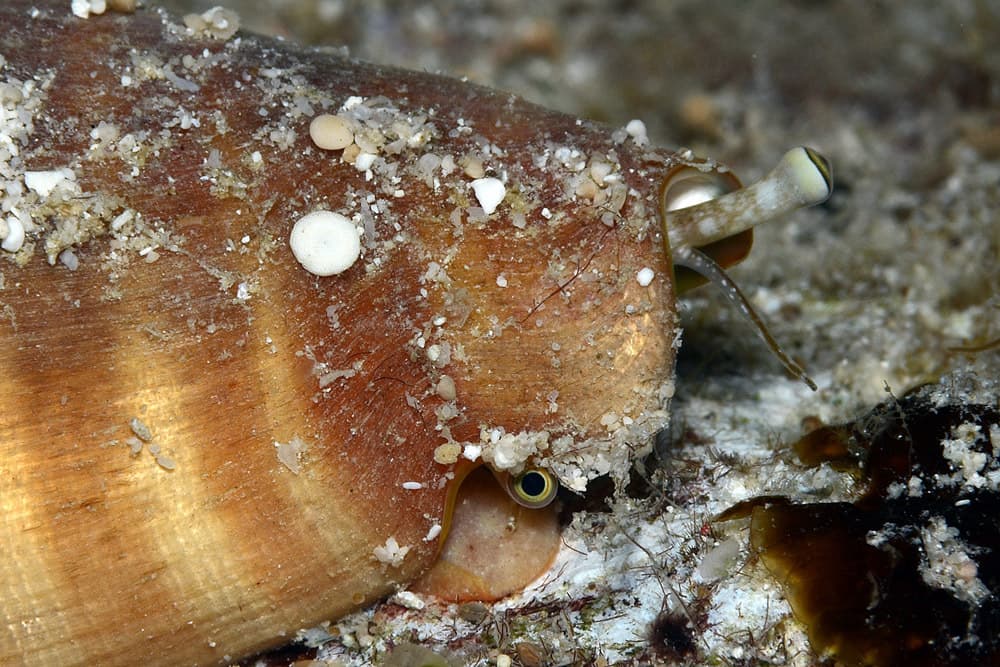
[941,422,991,489]
[182,6,240,40]
[624,118,648,146]
[479,428,550,472]
[919,515,989,605]
[373,537,410,567]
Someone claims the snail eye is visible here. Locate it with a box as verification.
[506,468,558,508]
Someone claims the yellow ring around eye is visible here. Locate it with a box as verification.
[506,468,558,508]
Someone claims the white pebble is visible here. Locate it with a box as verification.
[636,267,655,286]
[71,0,105,19]
[401,481,423,490]
[59,248,79,271]
[470,177,505,215]
[1,217,24,253]
[496,273,508,288]
[289,211,361,276]
[309,113,353,151]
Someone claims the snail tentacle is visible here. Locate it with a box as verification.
[672,245,818,391]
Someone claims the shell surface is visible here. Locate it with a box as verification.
[0,2,706,664]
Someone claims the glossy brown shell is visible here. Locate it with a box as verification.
[0,2,691,664]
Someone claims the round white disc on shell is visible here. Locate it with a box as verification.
[290,211,361,276]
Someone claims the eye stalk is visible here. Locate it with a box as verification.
[662,147,833,391]
[503,468,559,508]
[665,146,832,252]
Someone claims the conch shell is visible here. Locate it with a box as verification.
[0,2,830,664]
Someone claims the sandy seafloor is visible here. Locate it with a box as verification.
[162,2,1000,665]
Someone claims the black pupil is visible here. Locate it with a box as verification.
[519,471,546,498]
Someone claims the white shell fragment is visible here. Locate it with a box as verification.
[24,168,73,198]
[636,267,655,286]
[470,177,506,215]
[354,152,377,171]
[289,211,361,277]
[309,113,353,151]
[1,217,24,253]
